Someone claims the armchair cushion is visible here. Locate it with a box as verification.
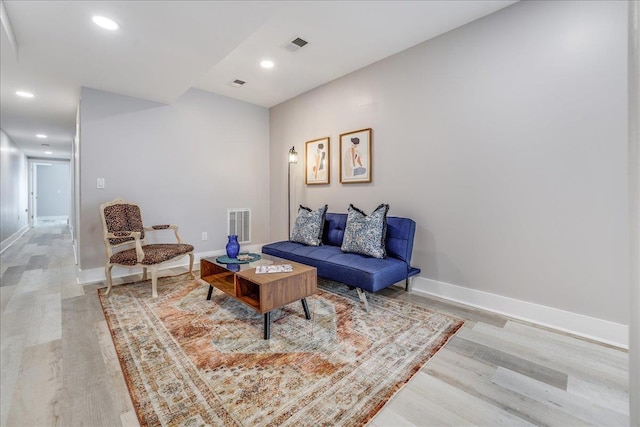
[110,243,194,266]
[104,203,145,245]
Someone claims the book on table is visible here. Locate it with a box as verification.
[255,264,293,274]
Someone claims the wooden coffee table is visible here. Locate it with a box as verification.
[200,254,317,339]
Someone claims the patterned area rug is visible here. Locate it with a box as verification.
[99,273,464,426]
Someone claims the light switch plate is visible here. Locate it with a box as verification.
[97,178,105,189]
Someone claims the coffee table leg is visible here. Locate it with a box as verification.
[301,298,311,320]
[264,312,271,340]
[206,285,213,300]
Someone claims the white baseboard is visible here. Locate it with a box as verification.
[0,224,30,254]
[412,277,629,349]
[36,216,68,221]
[72,239,78,266]
[76,244,264,285]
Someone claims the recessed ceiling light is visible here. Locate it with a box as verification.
[260,60,274,69]
[36,134,47,138]
[16,91,34,98]
[44,151,53,155]
[92,16,119,31]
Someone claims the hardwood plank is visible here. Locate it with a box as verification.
[0,283,18,314]
[94,320,136,415]
[61,282,86,300]
[446,335,569,389]
[567,375,630,416]
[468,321,628,389]
[119,410,140,427]
[504,321,627,365]
[492,367,629,426]
[394,288,508,327]
[424,347,594,426]
[0,266,25,288]
[369,405,415,426]
[5,339,63,427]
[0,334,26,427]
[409,371,536,426]
[59,295,124,427]
[375,372,471,426]
[1,307,30,340]
[25,292,62,346]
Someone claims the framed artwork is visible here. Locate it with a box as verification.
[305,137,330,185]
[340,128,372,184]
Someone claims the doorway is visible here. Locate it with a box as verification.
[29,160,70,227]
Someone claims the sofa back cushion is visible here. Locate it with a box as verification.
[385,217,417,264]
[323,213,347,246]
[323,212,416,264]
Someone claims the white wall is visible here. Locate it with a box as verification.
[0,129,29,244]
[79,87,270,271]
[627,0,639,423]
[270,0,629,325]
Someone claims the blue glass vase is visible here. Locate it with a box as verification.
[226,234,240,258]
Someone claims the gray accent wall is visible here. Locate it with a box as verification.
[269,1,629,324]
[0,129,28,243]
[78,87,270,270]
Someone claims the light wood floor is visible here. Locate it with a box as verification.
[0,222,629,426]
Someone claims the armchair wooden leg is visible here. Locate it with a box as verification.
[104,264,114,295]
[188,253,194,278]
[150,267,159,298]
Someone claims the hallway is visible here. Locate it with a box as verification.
[0,221,139,426]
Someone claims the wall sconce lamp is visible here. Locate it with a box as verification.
[287,146,298,240]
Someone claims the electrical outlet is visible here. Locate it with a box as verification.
[201,232,208,241]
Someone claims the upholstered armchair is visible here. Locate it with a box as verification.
[100,198,194,298]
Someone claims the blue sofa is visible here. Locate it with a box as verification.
[261,212,420,310]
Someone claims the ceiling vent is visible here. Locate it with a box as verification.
[230,79,246,88]
[285,37,308,52]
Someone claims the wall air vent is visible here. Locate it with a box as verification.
[285,37,309,52]
[227,208,251,243]
[230,79,246,88]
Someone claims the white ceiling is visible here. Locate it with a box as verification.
[0,0,516,160]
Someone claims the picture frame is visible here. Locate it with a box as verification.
[340,128,372,184]
[305,137,330,185]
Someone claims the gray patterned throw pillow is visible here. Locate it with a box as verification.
[341,203,389,258]
[291,205,328,246]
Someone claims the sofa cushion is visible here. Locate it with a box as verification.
[261,241,410,293]
[291,205,327,246]
[341,204,389,258]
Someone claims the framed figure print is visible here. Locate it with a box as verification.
[340,128,372,183]
[305,137,330,185]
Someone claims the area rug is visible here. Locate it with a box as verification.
[99,273,464,427]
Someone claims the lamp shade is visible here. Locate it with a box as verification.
[288,146,298,164]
